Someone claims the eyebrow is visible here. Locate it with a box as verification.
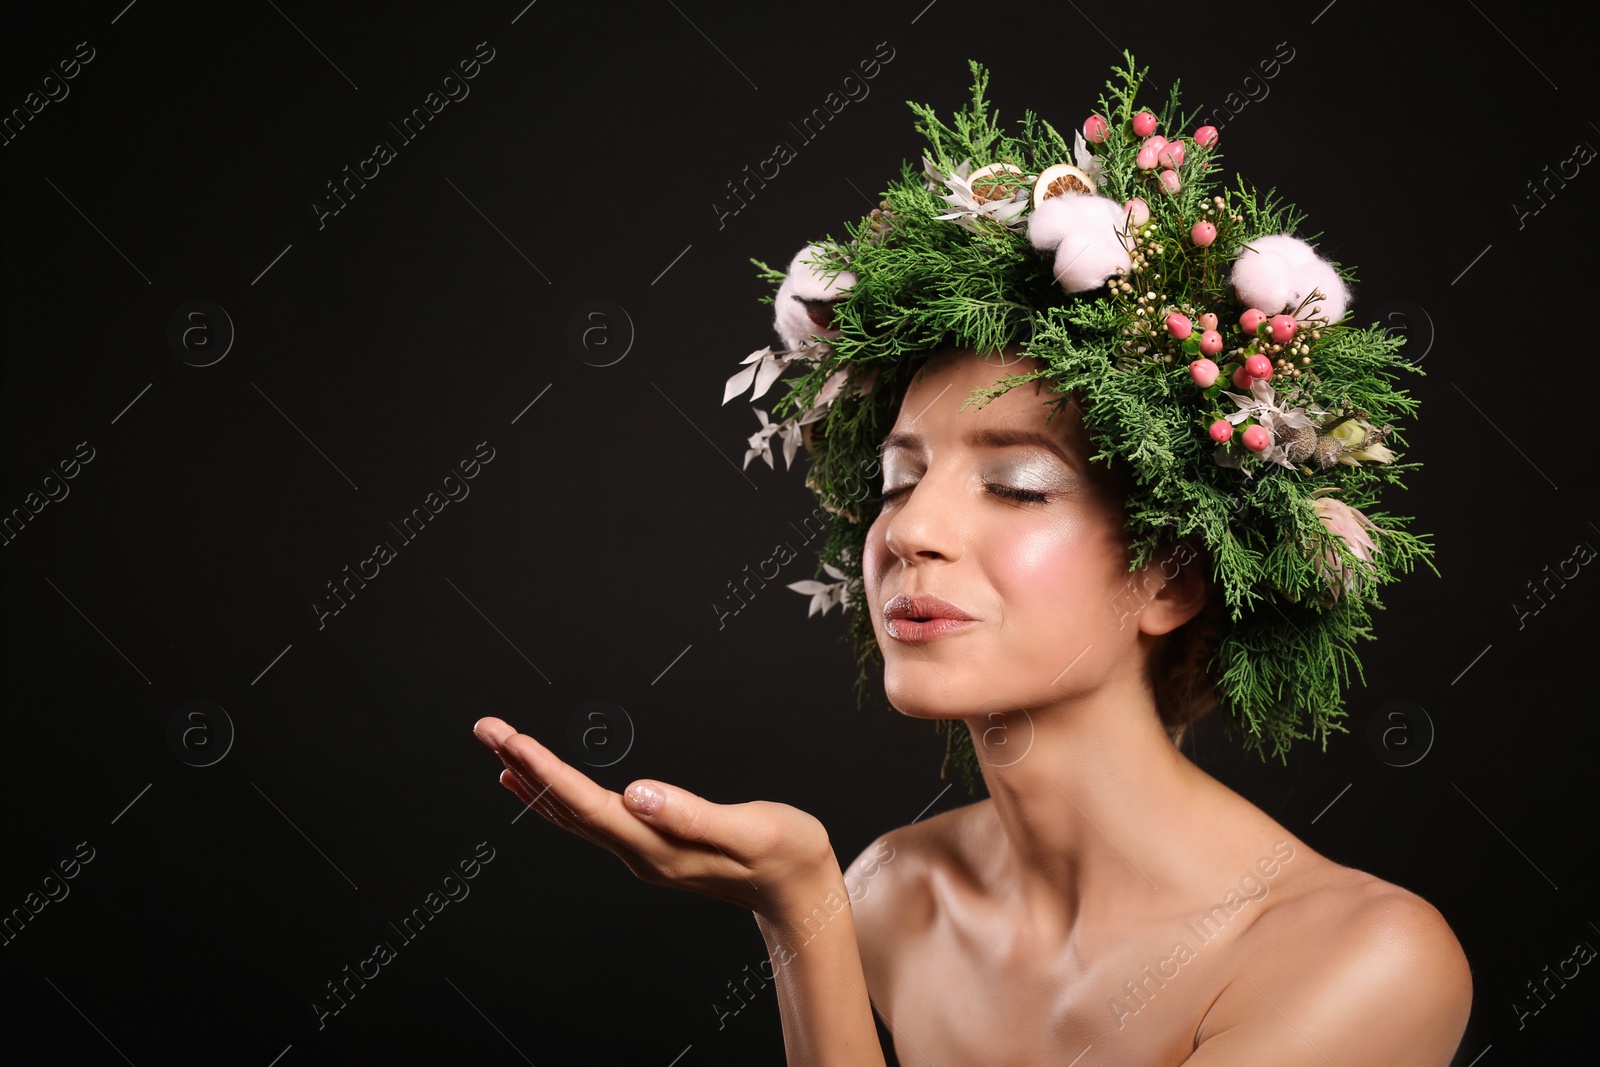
[879,427,1079,471]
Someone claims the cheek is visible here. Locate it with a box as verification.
[863,519,890,600]
[985,512,1119,630]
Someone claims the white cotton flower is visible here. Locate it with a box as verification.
[1231,234,1350,325]
[1027,194,1132,292]
[774,244,855,353]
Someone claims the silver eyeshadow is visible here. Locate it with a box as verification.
[882,454,1077,497]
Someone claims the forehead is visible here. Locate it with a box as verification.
[882,349,1085,459]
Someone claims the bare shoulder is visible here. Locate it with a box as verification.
[1253,860,1470,978]
[844,796,987,893]
[843,801,983,988]
[842,801,967,924]
[1193,856,1473,1065]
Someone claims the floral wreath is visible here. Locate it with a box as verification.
[721,54,1437,793]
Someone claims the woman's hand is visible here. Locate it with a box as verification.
[472,716,837,919]
[475,716,890,1066]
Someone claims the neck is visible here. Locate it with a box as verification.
[962,671,1223,943]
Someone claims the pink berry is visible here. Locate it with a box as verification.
[1199,312,1218,330]
[1199,330,1223,355]
[1239,308,1267,334]
[1194,125,1219,147]
[1159,169,1181,194]
[1190,358,1219,388]
[1241,425,1270,452]
[1132,110,1157,137]
[1191,220,1217,246]
[1084,114,1108,143]
[1143,134,1169,153]
[1244,353,1273,378]
[1124,198,1150,227]
[1158,142,1186,168]
[1136,146,1158,170]
[1232,365,1254,388]
[1167,312,1193,339]
[1208,418,1234,442]
[1268,314,1298,343]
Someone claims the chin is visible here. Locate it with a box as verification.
[882,666,983,721]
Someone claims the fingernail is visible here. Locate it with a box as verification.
[473,719,503,749]
[624,783,662,817]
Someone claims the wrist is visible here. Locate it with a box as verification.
[754,858,851,942]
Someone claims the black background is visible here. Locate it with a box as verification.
[3,1,1596,1064]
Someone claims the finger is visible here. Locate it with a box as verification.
[490,726,769,896]
[495,750,590,837]
[498,768,613,849]
[622,781,769,895]
[496,734,591,828]
[498,729,671,857]
[473,716,515,752]
[480,717,599,837]
[480,718,652,864]
[497,765,552,815]
[622,778,765,871]
[480,717,597,830]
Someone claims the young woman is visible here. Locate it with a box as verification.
[471,343,1471,1065]
[475,55,1473,1064]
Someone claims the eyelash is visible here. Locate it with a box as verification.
[878,483,1051,505]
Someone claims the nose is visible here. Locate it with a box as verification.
[882,470,962,565]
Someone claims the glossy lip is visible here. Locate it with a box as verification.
[883,592,978,643]
[885,616,978,642]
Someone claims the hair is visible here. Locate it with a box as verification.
[1135,525,1226,747]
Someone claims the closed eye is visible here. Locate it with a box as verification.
[876,483,1051,505]
[987,484,1050,504]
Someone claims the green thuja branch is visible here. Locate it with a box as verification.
[732,55,1436,796]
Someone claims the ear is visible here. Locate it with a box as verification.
[1133,539,1210,638]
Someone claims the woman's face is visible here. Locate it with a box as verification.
[862,346,1163,723]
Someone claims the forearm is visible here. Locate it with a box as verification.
[753,860,887,1067]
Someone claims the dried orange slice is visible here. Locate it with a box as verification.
[1031,163,1097,208]
[968,162,1025,205]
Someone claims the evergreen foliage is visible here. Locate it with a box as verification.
[745,54,1438,794]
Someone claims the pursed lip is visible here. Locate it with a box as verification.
[883,592,977,622]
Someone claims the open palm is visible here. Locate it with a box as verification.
[473,716,836,918]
